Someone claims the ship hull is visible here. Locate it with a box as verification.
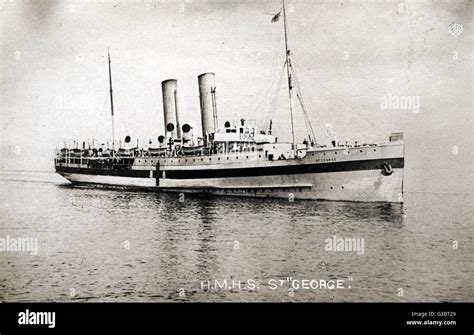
[58,168,403,202]
[58,172,157,190]
[56,143,404,202]
[156,168,403,202]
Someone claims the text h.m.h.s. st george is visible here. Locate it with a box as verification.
[18,309,56,329]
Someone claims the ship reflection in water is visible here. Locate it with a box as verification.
[0,172,472,302]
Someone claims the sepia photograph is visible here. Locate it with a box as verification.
[0,0,472,330]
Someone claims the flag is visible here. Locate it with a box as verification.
[271,11,281,23]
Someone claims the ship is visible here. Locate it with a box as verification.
[55,1,405,203]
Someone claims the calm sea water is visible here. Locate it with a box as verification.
[0,171,472,302]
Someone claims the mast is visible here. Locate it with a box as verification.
[108,48,116,152]
[282,0,296,148]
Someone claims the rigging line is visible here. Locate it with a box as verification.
[289,60,317,141]
[296,88,319,143]
[257,29,284,128]
[267,27,284,97]
[295,92,316,142]
[267,62,286,119]
[300,102,313,143]
[255,28,281,124]
[295,85,319,142]
[289,59,330,143]
[290,71,313,140]
[295,81,335,144]
[264,61,286,131]
[92,93,112,141]
[260,60,285,130]
[111,91,130,138]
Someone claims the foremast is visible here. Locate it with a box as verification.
[282,0,296,149]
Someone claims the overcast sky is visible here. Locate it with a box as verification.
[0,0,472,193]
